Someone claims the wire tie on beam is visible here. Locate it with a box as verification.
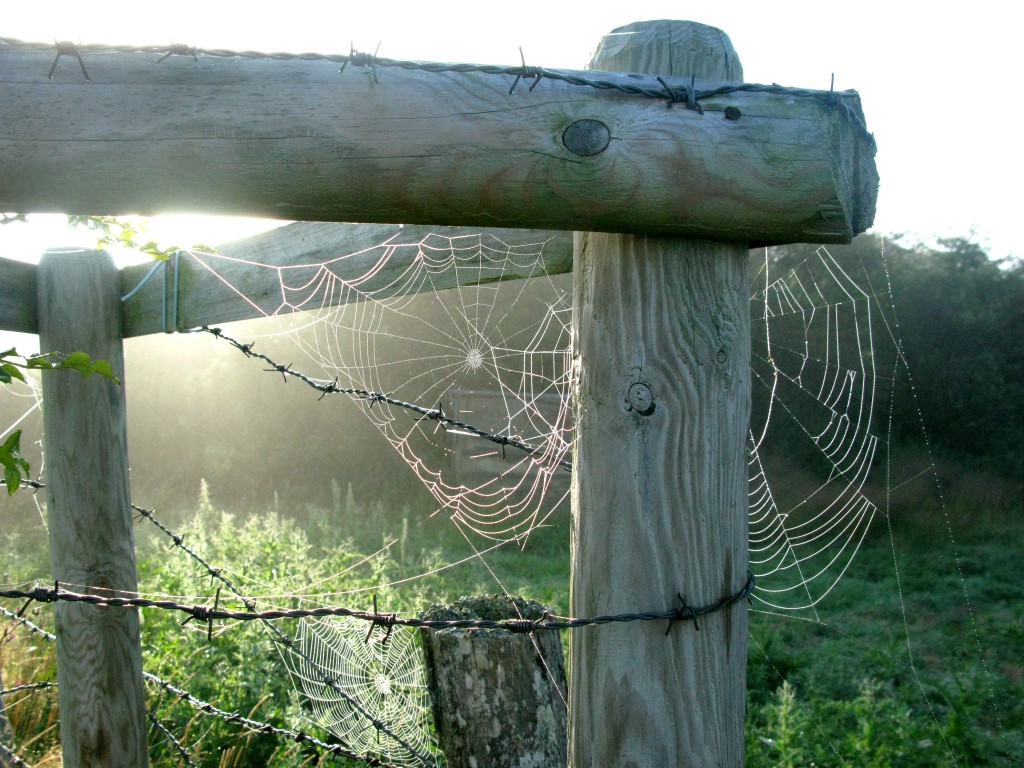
[508,47,543,94]
[656,76,686,109]
[120,259,164,303]
[49,40,89,80]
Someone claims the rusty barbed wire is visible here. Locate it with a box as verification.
[0,35,867,125]
[195,325,573,471]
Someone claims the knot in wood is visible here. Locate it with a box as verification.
[626,382,655,415]
[562,119,611,157]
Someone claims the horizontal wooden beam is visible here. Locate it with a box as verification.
[0,257,37,335]
[119,224,573,337]
[0,41,876,244]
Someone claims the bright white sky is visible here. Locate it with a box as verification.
[0,1,1019,266]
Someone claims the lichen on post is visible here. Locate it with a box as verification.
[420,595,567,768]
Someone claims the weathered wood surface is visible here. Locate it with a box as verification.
[0,665,15,768]
[37,249,149,767]
[0,39,875,243]
[119,224,572,336]
[421,596,567,768]
[569,21,751,767]
[0,258,37,335]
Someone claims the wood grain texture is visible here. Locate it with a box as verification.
[0,258,37,334]
[37,250,149,768]
[569,21,751,767]
[119,224,572,336]
[0,665,15,767]
[0,41,875,243]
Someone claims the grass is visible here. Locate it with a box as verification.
[1,480,1021,766]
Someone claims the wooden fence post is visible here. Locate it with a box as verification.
[569,21,751,767]
[37,249,149,767]
[421,596,567,768]
[0,665,15,768]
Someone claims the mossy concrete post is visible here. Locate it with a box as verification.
[421,595,567,768]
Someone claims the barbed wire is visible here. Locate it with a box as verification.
[1,605,53,641]
[146,711,200,768]
[0,36,866,122]
[195,325,573,471]
[0,588,410,768]
[0,739,31,768]
[143,672,403,768]
[0,682,56,697]
[129,504,435,767]
[1,571,753,636]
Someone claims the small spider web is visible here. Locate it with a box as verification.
[287,617,437,767]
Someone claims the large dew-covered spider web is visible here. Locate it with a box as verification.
[189,228,573,544]
[183,230,886,604]
[747,244,881,615]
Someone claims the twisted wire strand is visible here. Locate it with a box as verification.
[0,584,411,768]
[1,571,753,634]
[146,711,200,768]
[129,505,436,767]
[143,672,403,768]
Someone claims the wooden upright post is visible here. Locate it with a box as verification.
[37,249,149,767]
[570,21,751,767]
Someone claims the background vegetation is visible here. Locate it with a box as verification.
[2,233,1022,765]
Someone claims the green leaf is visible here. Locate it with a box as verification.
[90,359,119,383]
[1,363,26,383]
[1,431,30,495]
[24,353,57,369]
[4,465,21,495]
[56,351,94,377]
[3,429,21,453]
[0,347,17,357]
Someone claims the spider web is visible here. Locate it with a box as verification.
[188,229,574,544]
[183,231,883,600]
[286,618,436,767]
[748,245,880,614]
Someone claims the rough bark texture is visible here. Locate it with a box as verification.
[37,249,149,768]
[421,596,567,768]
[569,21,751,767]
